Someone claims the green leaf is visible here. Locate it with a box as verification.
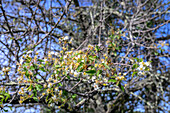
[55,65,61,69]
[38,59,44,62]
[154,52,159,55]
[89,56,95,61]
[4,109,8,112]
[76,63,83,72]
[108,79,117,83]
[10,37,14,40]
[95,45,100,52]
[144,67,150,71]
[18,39,22,42]
[9,106,12,110]
[1,98,4,103]
[72,94,77,99]
[33,45,37,48]
[140,58,143,62]
[30,94,34,98]
[0,95,4,99]
[115,47,120,50]
[96,70,102,76]
[63,90,68,96]
[133,58,139,62]
[4,93,10,98]
[58,83,62,86]
[132,64,138,69]
[103,63,110,69]
[35,84,42,91]
[48,98,53,104]
[112,42,116,47]
[33,97,38,102]
[30,66,35,70]
[114,52,117,56]
[23,63,29,67]
[121,85,124,92]
[33,89,37,96]
[39,67,46,72]
[4,93,10,102]
[66,75,70,79]
[114,35,119,39]
[132,71,137,77]
[85,70,96,75]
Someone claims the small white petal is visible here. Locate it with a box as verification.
[27,50,33,54]
[20,58,24,64]
[63,36,69,40]
[145,62,150,66]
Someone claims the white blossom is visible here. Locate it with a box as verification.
[137,61,151,76]
[74,71,79,77]
[71,69,74,74]
[123,73,127,76]
[63,36,69,41]
[145,62,151,67]
[51,51,60,56]
[44,58,48,62]
[81,60,84,62]
[103,77,108,82]
[137,64,144,71]
[27,50,33,54]
[52,95,57,100]
[93,83,99,90]
[2,67,10,72]
[20,58,24,64]
[92,76,96,82]
[63,55,67,59]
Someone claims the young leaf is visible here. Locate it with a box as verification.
[40,67,46,72]
[121,85,124,92]
[103,63,110,69]
[55,65,61,69]
[35,84,42,91]
[38,59,44,62]
[72,94,77,99]
[30,66,35,70]
[33,97,38,102]
[85,70,96,75]
[132,64,138,70]
[76,63,84,72]
[89,56,95,61]
[108,79,117,83]
[132,71,137,77]
[97,70,102,76]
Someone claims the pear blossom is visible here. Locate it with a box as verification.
[63,36,69,41]
[93,83,99,90]
[145,62,151,67]
[20,58,24,64]
[63,55,67,59]
[51,51,60,56]
[2,67,10,72]
[103,77,108,82]
[137,61,151,76]
[74,71,79,77]
[123,73,127,76]
[92,76,96,82]
[27,50,33,54]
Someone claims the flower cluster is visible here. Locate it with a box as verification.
[15,35,151,107]
[137,61,151,75]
